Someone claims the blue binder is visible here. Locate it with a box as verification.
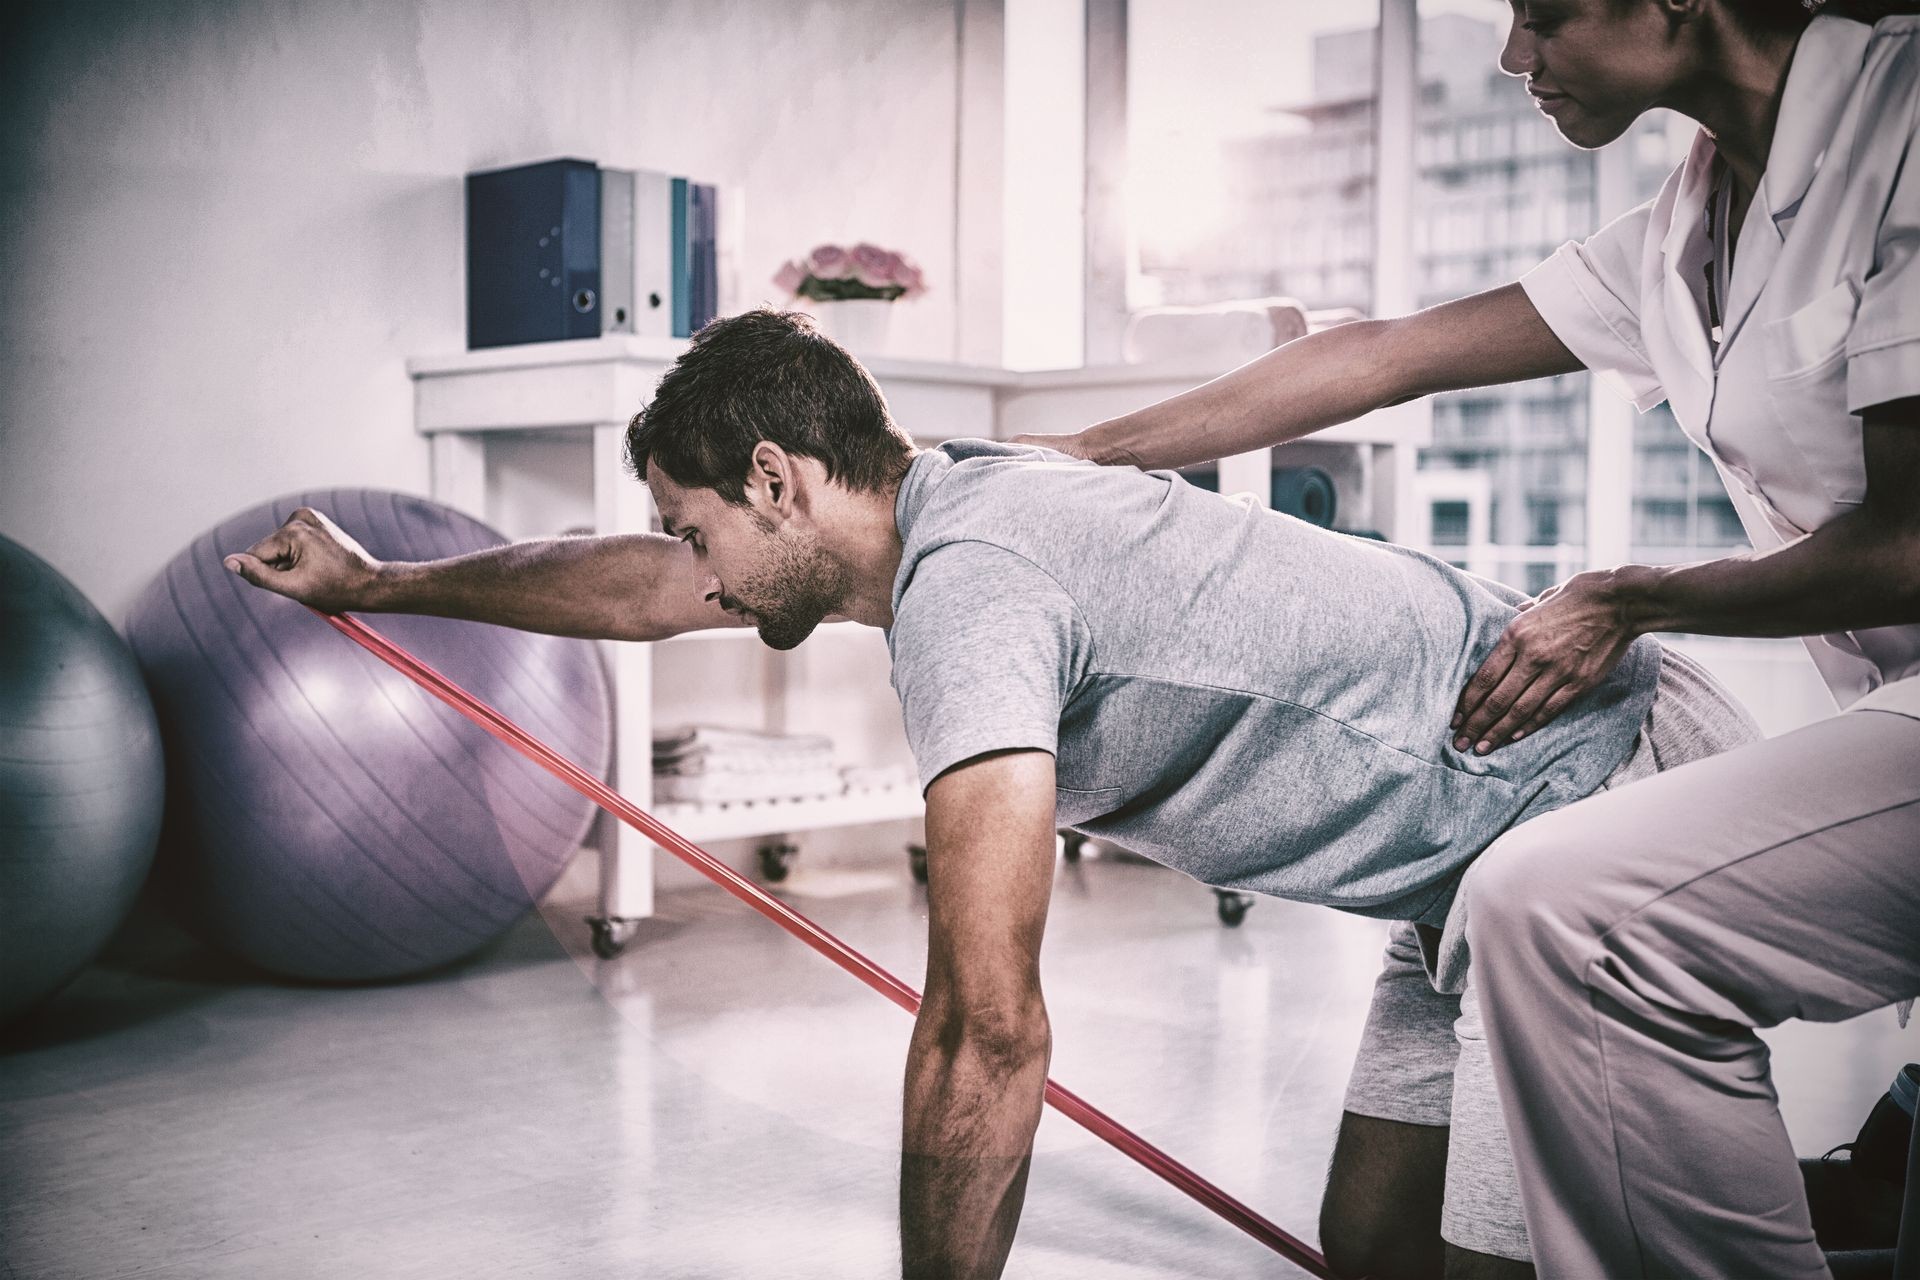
[465,158,602,349]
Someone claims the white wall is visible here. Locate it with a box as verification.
[1001,0,1084,370]
[0,0,964,620]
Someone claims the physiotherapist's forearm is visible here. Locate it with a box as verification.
[1614,412,1920,641]
[900,1008,1050,1278]
[1615,509,1920,641]
[1077,319,1403,470]
[1078,284,1582,471]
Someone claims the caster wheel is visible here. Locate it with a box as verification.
[586,915,642,959]
[1061,832,1087,863]
[908,844,928,885]
[758,841,799,883]
[1214,890,1253,928]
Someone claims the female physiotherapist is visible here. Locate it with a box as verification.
[1025,1,1920,1273]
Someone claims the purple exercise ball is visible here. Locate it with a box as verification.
[126,490,611,981]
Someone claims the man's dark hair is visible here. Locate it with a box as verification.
[625,309,914,504]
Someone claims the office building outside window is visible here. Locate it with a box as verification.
[1127,2,1744,594]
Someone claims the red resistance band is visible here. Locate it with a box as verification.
[315,609,1332,1278]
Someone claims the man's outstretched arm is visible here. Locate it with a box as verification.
[902,749,1059,1279]
[224,506,741,641]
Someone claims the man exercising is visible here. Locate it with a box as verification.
[228,310,1755,1280]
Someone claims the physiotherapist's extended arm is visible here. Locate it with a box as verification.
[1013,283,1583,470]
[1452,400,1920,752]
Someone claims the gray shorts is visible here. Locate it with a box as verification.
[1339,645,1761,1261]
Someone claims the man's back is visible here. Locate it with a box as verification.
[887,439,1661,924]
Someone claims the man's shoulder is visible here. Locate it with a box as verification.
[913,439,1110,505]
[894,538,1068,620]
[906,439,1156,543]
[883,536,1086,724]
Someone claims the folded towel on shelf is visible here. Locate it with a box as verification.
[654,768,847,805]
[840,762,917,794]
[652,724,846,805]
[653,724,835,774]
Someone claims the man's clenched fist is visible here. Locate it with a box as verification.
[224,507,384,613]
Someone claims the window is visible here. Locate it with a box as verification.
[1127,0,1381,314]
[1430,499,1470,546]
[1526,497,1561,546]
[1410,0,1724,592]
[1631,406,1743,563]
[1122,0,1748,595]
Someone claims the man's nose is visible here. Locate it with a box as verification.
[701,573,722,602]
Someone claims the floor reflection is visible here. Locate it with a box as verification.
[3,850,1907,1279]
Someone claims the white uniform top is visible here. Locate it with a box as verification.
[1520,15,1920,719]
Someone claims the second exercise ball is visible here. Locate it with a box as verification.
[1270,466,1337,529]
[0,534,165,1025]
[126,490,611,982]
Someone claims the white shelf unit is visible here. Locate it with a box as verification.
[407,334,1428,931]
[658,784,926,844]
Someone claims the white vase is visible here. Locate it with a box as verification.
[811,298,893,355]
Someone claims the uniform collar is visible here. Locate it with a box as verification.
[1656,132,1721,386]
[1666,128,1718,256]
[1651,15,1871,381]
[1763,15,1873,220]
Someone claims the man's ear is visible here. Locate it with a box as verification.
[747,441,796,517]
[1655,0,1707,27]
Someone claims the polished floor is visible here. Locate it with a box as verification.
[2,849,1910,1279]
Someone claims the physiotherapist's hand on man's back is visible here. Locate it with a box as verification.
[1005,426,1145,470]
[1005,431,1099,461]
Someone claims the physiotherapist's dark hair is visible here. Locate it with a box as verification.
[1727,0,1920,31]
[625,308,914,505]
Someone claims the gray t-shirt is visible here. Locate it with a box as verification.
[886,439,1661,925]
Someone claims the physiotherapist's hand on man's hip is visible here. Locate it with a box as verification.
[1453,568,1641,755]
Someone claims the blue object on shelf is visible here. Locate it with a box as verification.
[465,157,603,349]
[670,177,690,339]
[1183,465,1338,529]
[688,181,718,337]
[1270,466,1337,528]
[467,158,718,350]
[665,178,718,339]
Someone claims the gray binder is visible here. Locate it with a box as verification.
[598,168,675,339]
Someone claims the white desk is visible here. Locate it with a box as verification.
[408,335,1429,953]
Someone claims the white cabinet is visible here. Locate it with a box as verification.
[407,335,1426,952]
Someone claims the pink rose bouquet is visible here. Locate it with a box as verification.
[773,241,928,302]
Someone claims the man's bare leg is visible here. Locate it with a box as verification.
[1445,1242,1535,1279]
[1321,1112,1448,1280]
